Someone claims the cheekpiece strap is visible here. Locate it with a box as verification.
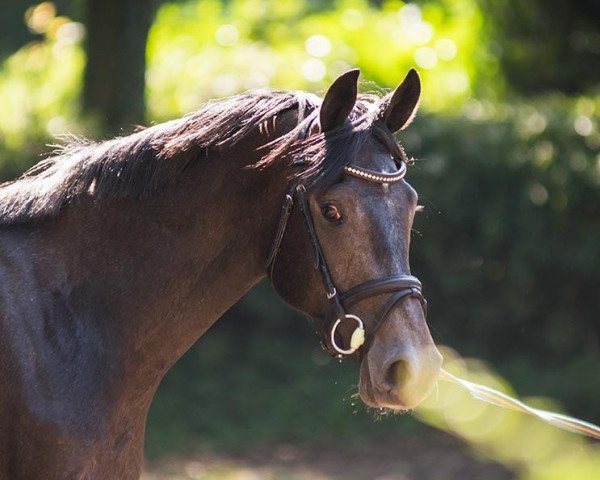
[296,184,347,322]
[295,185,321,269]
[266,185,297,279]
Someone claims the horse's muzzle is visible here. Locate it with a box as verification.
[359,344,442,409]
[357,298,442,410]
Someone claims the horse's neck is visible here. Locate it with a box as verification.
[27,138,290,388]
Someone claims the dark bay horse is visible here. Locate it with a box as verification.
[0,69,441,479]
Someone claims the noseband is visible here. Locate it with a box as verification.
[266,147,426,357]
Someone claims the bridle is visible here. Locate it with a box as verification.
[266,120,427,358]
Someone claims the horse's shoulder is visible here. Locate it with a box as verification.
[0,242,113,438]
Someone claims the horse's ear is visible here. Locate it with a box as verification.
[378,69,421,133]
[319,69,360,132]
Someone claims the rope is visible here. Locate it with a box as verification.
[439,368,600,440]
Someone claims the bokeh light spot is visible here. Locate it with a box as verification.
[215,24,239,47]
[55,22,85,45]
[414,47,437,69]
[398,4,421,24]
[340,9,364,30]
[574,115,593,136]
[305,35,332,58]
[529,183,549,205]
[445,72,469,94]
[211,74,238,96]
[301,59,326,82]
[25,2,56,35]
[435,38,457,61]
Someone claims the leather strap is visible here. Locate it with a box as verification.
[266,187,296,279]
[341,275,423,307]
[357,286,427,353]
[296,184,346,322]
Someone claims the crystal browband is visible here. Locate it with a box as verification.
[343,161,407,184]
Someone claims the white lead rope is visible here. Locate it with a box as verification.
[439,368,600,440]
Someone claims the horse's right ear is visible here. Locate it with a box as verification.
[319,69,360,132]
[378,69,421,133]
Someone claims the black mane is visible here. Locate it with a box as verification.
[0,89,403,225]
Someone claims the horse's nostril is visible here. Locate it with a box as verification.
[383,359,410,392]
[378,348,442,409]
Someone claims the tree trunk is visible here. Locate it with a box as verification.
[83,0,157,136]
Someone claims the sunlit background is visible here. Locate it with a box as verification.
[1,0,599,479]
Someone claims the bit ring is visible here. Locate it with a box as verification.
[330,314,365,355]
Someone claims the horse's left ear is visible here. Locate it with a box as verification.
[378,69,421,133]
[319,69,360,132]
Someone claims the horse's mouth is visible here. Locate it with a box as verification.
[358,386,411,411]
[358,358,410,411]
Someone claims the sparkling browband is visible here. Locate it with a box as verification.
[343,161,407,184]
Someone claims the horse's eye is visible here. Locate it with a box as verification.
[321,203,342,223]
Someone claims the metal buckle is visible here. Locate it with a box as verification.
[330,314,365,356]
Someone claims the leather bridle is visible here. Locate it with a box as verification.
[266,123,427,358]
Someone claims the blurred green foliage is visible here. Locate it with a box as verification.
[476,0,600,95]
[147,0,492,117]
[146,283,422,457]
[407,96,600,367]
[405,96,600,424]
[0,1,84,179]
[0,0,599,466]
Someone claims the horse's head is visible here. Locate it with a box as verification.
[268,69,442,411]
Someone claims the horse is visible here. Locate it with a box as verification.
[0,68,442,479]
